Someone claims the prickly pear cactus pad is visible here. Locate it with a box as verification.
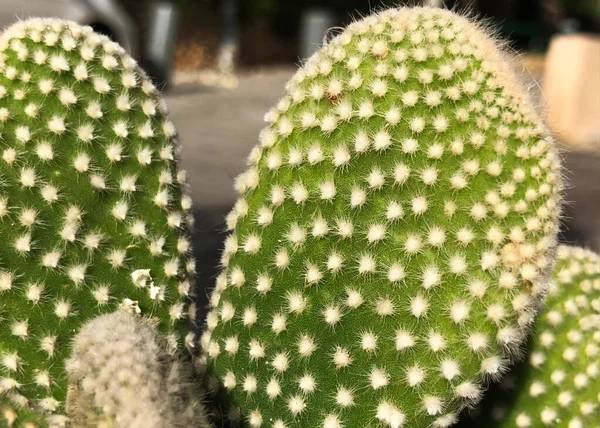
[458,245,600,428]
[0,19,196,426]
[202,7,563,428]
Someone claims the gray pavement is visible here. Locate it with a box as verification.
[166,68,293,306]
[167,68,293,208]
[164,68,600,307]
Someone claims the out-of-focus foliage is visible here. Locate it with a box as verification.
[546,0,600,33]
[559,0,600,18]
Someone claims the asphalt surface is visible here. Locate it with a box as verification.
[164,68,600,310]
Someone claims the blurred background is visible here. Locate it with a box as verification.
[1,0,598,311]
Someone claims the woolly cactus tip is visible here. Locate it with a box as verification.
[458,245,600,428]
[66,310,210,428]
[0,18,196,426]
[202,6,562,428]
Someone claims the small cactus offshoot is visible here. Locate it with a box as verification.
[458,245,600,428]
[66,310,210,428]
[0,19,196,426]
[202,6,562,428]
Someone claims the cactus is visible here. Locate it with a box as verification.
[202,6,563,428]
[66,310,210,428]
[457,245,600,427]
[0,19,197,426]
[202,5,564,427]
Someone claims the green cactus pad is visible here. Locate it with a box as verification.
[202,7,562,428]
[458,245,600,428]
[0,19,195,426]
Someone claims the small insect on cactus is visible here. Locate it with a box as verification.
[0,19,198,426]
[202,6,562,428]
[66,310,210,428]
[458,245,600,428]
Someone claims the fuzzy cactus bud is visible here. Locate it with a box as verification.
[203,7,563,428]
[66,311,210,428]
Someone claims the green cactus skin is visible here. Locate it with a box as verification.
[201,7,563,428]
[457,245,600,428]
[66,311,210,428]
[0,19,196,427]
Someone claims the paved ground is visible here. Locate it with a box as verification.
[165,68,600,308]
[166,68,293,307]
[167,68,293,209]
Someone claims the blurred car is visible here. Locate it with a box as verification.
[0,0,138,57]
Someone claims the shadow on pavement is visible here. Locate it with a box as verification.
[558,149,600,252]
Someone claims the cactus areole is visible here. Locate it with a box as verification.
[203,7,562,428]
[0,19,196,426]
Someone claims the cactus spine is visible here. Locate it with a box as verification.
[0,19,196,426]
[202,6,562,428]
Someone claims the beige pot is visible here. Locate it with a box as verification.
[543,34,600,152]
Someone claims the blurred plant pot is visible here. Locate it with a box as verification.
[300,8,335,60]
[145,0,180,88]
[543,33,600,151]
